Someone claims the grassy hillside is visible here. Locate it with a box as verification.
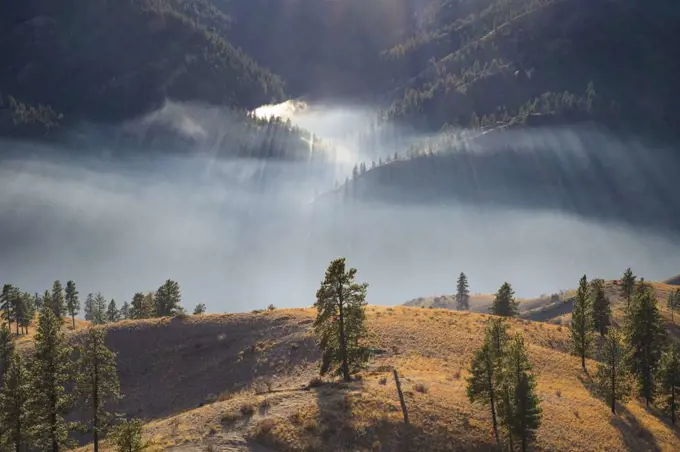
[43,306,678,451]
[0,0,284,138]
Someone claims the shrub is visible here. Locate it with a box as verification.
[252,418,276,439]
[309,376,324,388]
[221,411,240,424]
[267,304,276,311]
[378,376,388,385]
[240,403,255,416]
[414,383,428,393]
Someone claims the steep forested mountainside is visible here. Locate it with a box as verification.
[383,0,680,138]
[0,0,284,137]
[1,0,679,147]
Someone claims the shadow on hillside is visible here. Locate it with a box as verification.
[307,375,493,452]
[577,373,664,451]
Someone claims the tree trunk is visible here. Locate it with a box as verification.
[337,286,350,382]
[611,356,616,415]
[671,384,676,425]
[72,314,76,330]
[94,341,100,452]
[487,366,500,446]
[581,352,586,372]
[507,424,514,452]
[393,370,408,425]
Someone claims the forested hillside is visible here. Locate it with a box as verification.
[0,0,284,137]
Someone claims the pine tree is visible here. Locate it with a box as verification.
[75,326,121,452]
[0,350,29,452]
[84,293,95,323]
[109,418,145,452]
[314,258,369,381]
[107,300,120,323]
[51,280,67,321]
[154,280,181,317]
[10,290,24,337]
[570,275,594,371]
[119,302,130,320]
[490,282,518,317]
[498,334,541,452]
[656,344,680,425]
[626,286,666,406]
[0,324,13,385]
[466,318,509,446]
[0,285,15,333]
[667,289,679,325]
[29,306,76,451]
[591,279,611,337]
[65,281,80,330]
[595,328,633,414]
[620,268,636,308]
[19,292,35,336]
[129,294,144,320]
[91,293,107,325]
[193,304,206,315]
[456,272,470,311]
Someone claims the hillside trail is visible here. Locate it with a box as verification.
[166,388,315,451]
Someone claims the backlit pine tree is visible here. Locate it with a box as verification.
[620,268,636,308]
[0,323,14,385]
[51,280,67,321]
[119,302,130,320]
[65,280,80,330]
[570,275,594,371]
[595,328,633,414]
[154,280,182,317]
[193,304,206,315]
[490,282,518,317]
[626,285,666,407]
[656,344,680,425]
[107,300,120,323]
[314,258,369,382]
[0,285,15,333]
[108,418,145,452]
[75,326,121,452]
[0,350,30,452]
[667,289,679,324]
[29,306,76,451]
[466,318,509,446]
[498,334,542,452]
[456,272,471,311]
[590,279,611,337]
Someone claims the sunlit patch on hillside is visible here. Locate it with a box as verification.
[253,100,309,120]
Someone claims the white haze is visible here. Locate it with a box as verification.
[1,102,680,313]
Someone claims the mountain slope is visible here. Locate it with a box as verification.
[0,0,284,137]
[61,307,680,451]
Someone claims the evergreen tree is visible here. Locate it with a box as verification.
[570,275,594,371]
[75,326,121,452]
[656,344,680,425]
[42,290,52,315]
[667,289,679,324]
[466,318,509,446]
[314,258,369,381]
[498,334,541,452]
[119,302,130,320]
[129,294,144,320]
[620,268,636,308]
[0,350,29,452]
[595,328,633,414]
[193,304,206,315]
[107,300,120,323]
[65,281,80,330]
[109,418,145,452]
[626,286,666,406]
[0,324,13,385]
[84,293,95,323]
[590,279,611,337]
[51,280,66,321]
[490,282,518,317]
[9,289,24,337]
[0,285,15,333]
[91,293,107,325]
[19,292,35,336]
[154,280,181,317]
[34,292,43,311]
[456,272,470,311]
[29,306,76,451]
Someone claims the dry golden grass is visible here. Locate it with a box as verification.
[14,314,90,346]
[73,305,679,451]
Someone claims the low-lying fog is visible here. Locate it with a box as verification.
[1,102,679,313]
